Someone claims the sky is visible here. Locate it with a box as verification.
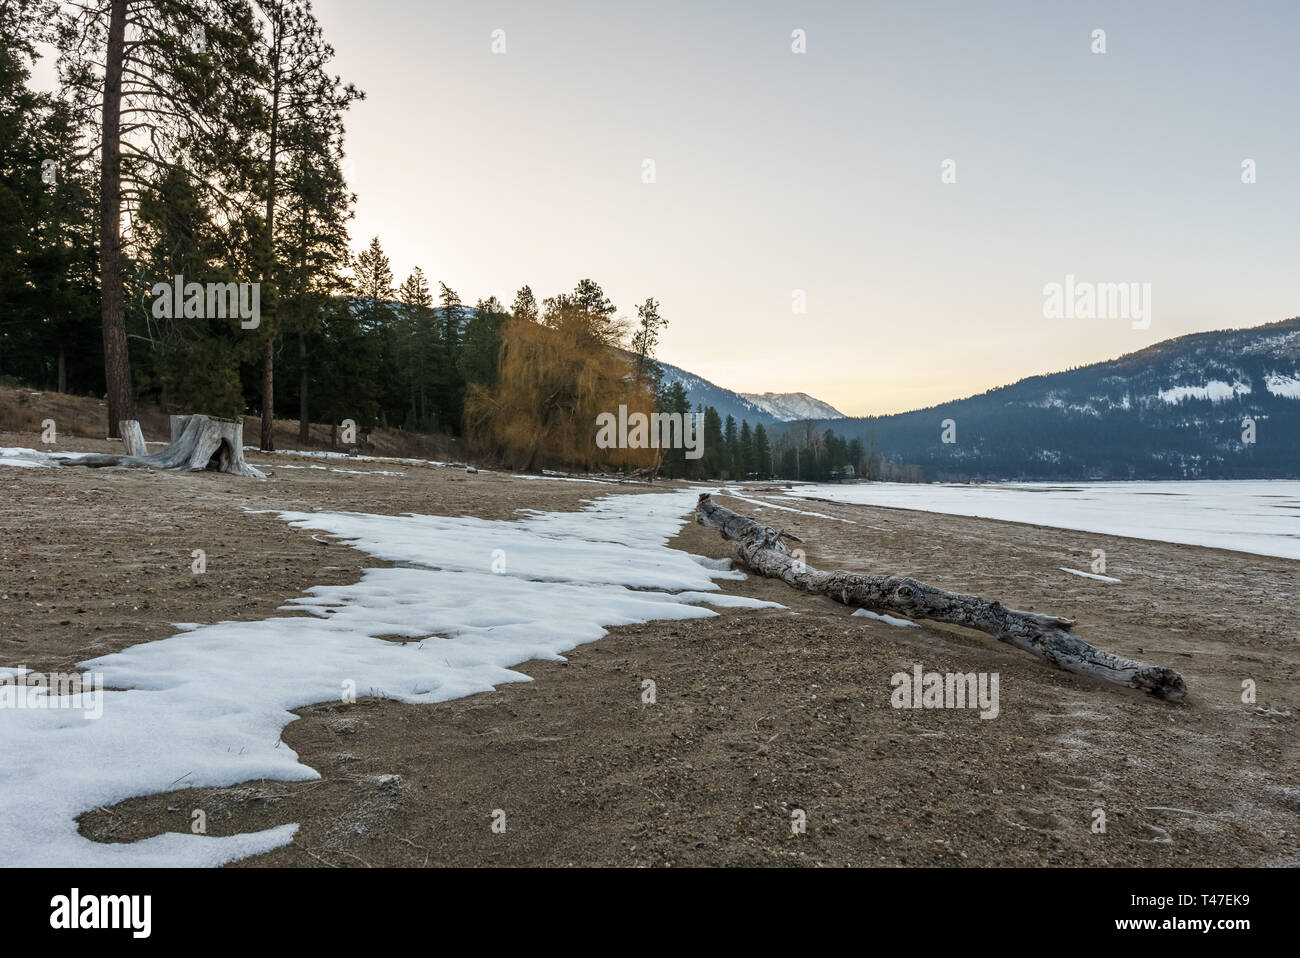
[45,0,1300,416]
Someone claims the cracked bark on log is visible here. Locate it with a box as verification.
[73,415,265,478]
[695,493,1185,701]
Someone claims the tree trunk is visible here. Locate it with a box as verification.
[170,414,188,443]
[297,330,309,444]
[57,347,66,394]
[118,419,147,456]
[259,19,282,452]
[695,494,1186,701]
[99,0,133,438]
[260,338,275,450]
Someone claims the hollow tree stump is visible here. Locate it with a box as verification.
[74,415,265,478]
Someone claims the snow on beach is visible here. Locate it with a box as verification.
[0,447,97,468]
[781,481,1300,561]
[0,490,779,867]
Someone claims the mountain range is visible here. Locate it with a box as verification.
[763,317,1300,480]
[656,361,845,425]
[660,317,1300,480]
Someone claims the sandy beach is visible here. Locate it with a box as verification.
[2,431,1295,867]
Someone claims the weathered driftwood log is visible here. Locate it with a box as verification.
[73,415,265,478]
[118,420,147,457]
[695,493,1186,701]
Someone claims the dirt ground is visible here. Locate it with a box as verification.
[2,425,1297,867]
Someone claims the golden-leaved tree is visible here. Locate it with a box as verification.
[466,280,657,472]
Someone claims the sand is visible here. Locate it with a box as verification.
[2,430,1296,867]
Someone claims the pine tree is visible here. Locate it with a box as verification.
[134,163,243,416]
[544,278,623,347]
[316,288,379,442]
[846,437,864,478]
[353,237,393,306]
[723,415,738,479]
[739,420,754,478]
[57,0,263,435]
[460,296,506,391]
[655,380,690,478]
[699,406,726,479]
[0,2,98,393]
[631,296,665,383]
[277,113,354,442]
[346,236,393,427]
[252,0,364,450]
[511,284,537,322]
[397,267,434,426]
[436,281,466,433]
[753,423,772,478]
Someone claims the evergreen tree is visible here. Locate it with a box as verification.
[397,267,434,426]
[0,2,98,393]
[753,423,772,478]
[511,284,537,322]
[316,289,378,442]
[348,236,393,426]
[252,0,364,449]
[739,420,754,478]
[699,406,726,479]
[57,0,263,435]
[631,296,665,383]
[723,414,738,479]
[134,163,243,416]
[460,296,506,391]
[277,115,355,442]
[437,281,466,433]
[655,379,690,478]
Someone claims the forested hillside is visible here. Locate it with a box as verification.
[782,318,1300,480]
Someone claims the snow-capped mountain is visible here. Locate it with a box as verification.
[655,363,845,424]
[813,317,1300,480]
[655,363,779,425]
[739,391,846,422]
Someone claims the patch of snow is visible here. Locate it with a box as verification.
[851,609,919,628]
[714,487,856,524]
[1157,380,1251,404]
[1059,567,1122,583]
[1264,373,1300,398]
[513,474,614,484]
[0,491,781,866]
[738,392,845,422]
[251,448,452,468]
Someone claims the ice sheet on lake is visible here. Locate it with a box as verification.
[0,491,779,867]
[782,481,1300,561]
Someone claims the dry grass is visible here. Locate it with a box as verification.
[0,383,475,462]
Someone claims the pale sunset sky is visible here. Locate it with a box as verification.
[53,0,1300,415]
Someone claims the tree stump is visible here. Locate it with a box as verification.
[74,415,265,478]
[118,420,147,457]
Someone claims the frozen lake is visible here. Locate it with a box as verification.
[781,481,1300,561]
